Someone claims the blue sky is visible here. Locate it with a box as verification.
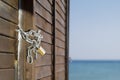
[70,0,120,60]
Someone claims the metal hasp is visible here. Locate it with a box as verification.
[17,28,46,63]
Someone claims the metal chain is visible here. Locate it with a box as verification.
[17,28,43,63]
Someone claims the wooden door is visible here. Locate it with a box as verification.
[0,0,69,80]
[0,0,18,80]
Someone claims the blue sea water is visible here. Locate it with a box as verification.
[69,60,120,80]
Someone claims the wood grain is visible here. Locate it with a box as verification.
[37,0,52,13]
[41,42,52,54]
[56,3,65,20]
[41,31,52,44]
[2,0,18,9]
[55,64,65,72]
[0,53,14,69]
[34,1,52,24]
[34,1,53,80]
[56,29,65,41]
[48,0,52,5]
[56,38,65,48]
[39,76,52,80]
[35,66,52,79]
[35,13,52,34]
[0,35,15,53]
[55,71,65,80]
[0,1,18,23]
[55,47,65,56]
[35,54,52,67]
[0,69,14,80]
[0,18,17,38]
[61,0,66,7]
[56,0,66,13]
[55,56,65,64]
[56,21,65,34]
[56,12,65,28]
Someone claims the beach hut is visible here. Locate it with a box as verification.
[0,0,69,80]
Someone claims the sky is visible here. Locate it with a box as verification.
[70,0,120,60]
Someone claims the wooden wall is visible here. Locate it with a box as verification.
[0,0,18,80]
[33,0,68,80]
[55,0,67,80]
[0,0,69,80]
[34,0,53,79]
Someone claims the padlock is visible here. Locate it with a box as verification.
[37,46,46,56]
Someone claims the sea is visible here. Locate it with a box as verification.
[69,60,120,80]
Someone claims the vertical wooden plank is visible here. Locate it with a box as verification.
[17,0,25,80]
[18,0,34,80]
[55,0,68,80]
[23,0,34,80]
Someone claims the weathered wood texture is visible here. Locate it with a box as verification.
[55,0,67,80]
[28,0,68,80]
[0,0,18,80]
[34,0,53,80]
[0,69,15,80]
[21,0,35,80]
[0,0,69,80]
